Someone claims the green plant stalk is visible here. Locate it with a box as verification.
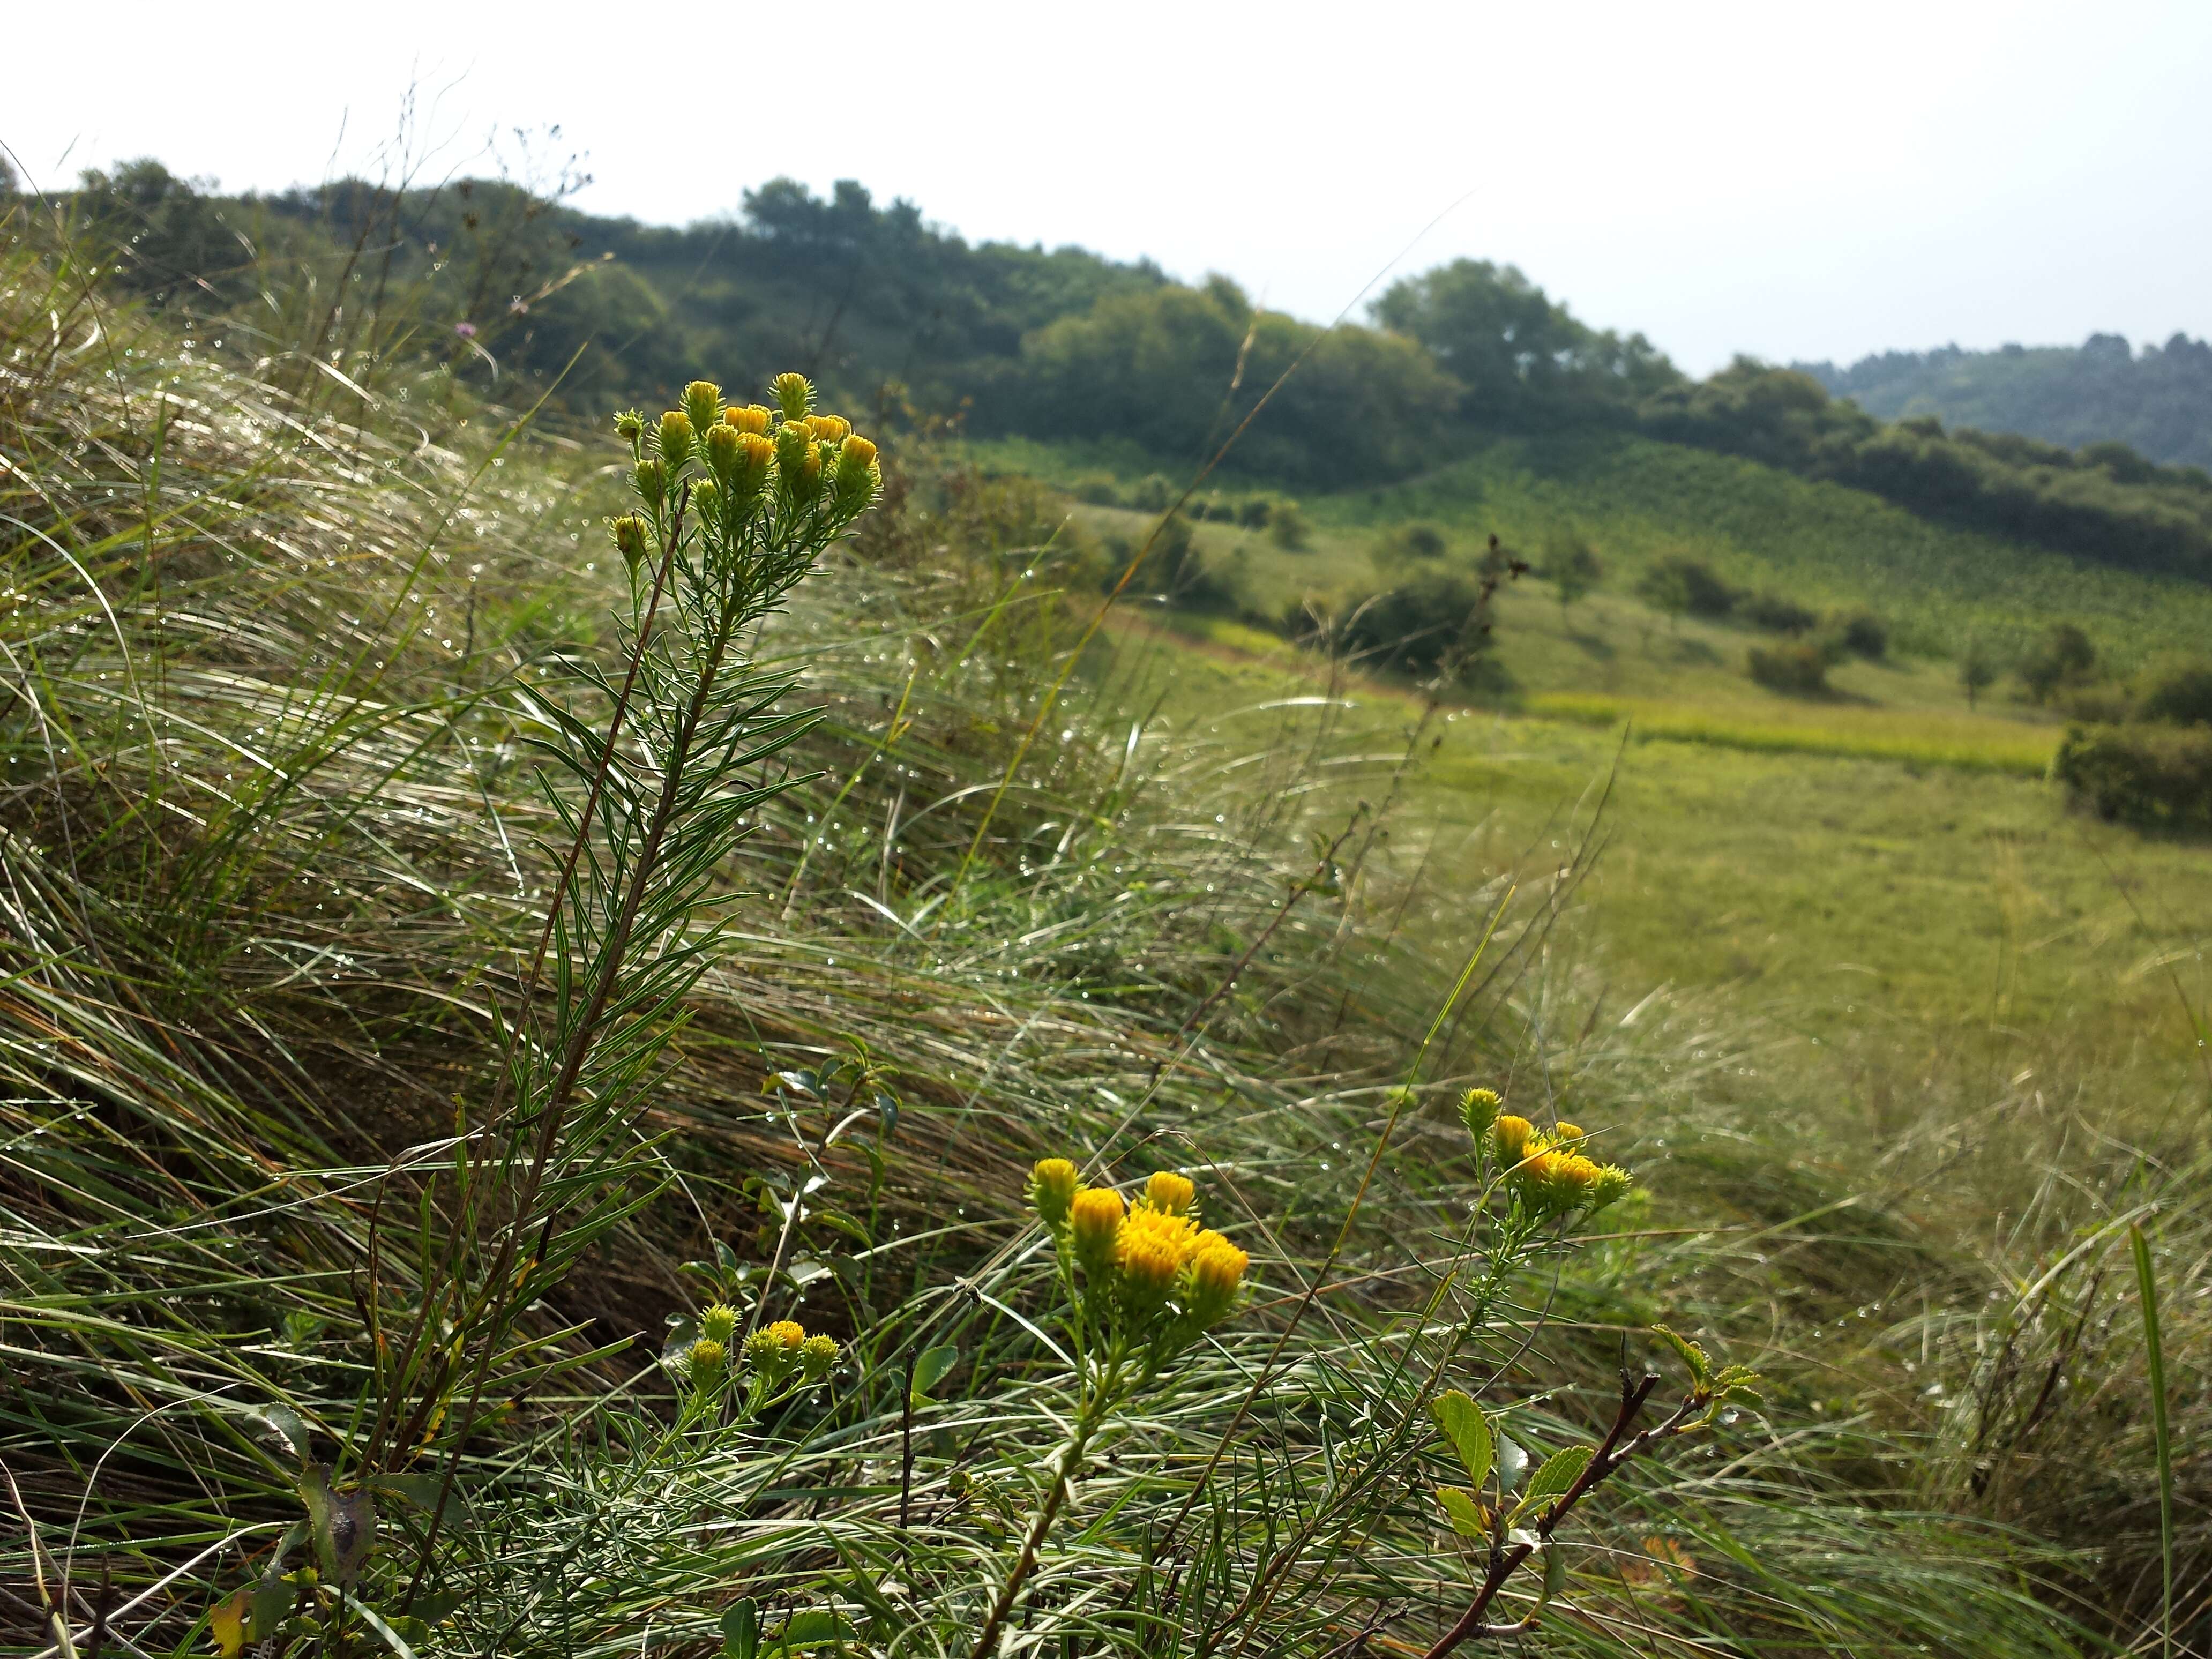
[967,1347,1127,1659]
[2131,1221,2175,1659]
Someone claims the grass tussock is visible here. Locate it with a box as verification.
[0,206,2203,1659]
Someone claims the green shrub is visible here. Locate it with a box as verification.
[1837,610,1889,659]
[1542,531,1603,616]
[1740,591,1819,634]
[2138,657,2212,726]
[1068,470,1122,506]
[2054,722,2212,828]
[1373,520,1449,570]
[1236,495,1274,528]
[2019,622,2098,702]
[1747,640,1832,694]
[1342,568,1496,679]
[1269,500,1311,550]
[1130,472,1173,511]
[1639,554,1737,620]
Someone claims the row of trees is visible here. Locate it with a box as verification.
[42,165,2212,580]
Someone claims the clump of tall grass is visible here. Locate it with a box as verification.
[0,203,2172,1659]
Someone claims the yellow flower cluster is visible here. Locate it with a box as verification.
[1029,1157,1250,1343]
[689,1312,839,1393]
[1488,1113,1632,1220]
[609,373,883,567]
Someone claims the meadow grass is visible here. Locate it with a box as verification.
[3,212,2206,1659]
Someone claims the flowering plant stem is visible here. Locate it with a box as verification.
[967,1347,1128,1659]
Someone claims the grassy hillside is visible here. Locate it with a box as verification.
[987,428,2212,664]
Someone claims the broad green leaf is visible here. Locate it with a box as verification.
[1652,1324,1712,1387]
[210,1590,249,1658]
[1521,1445,1593,1513]
[1428,1389,1493,1488]
[299,1465,375,1583]
[251,1404,311,1465]
[249,1579,290,1645]
[722,1598,760,1659]
[1434,1484,1487,1537]
[349,1597,421,1659]
[911,1344,960,1404]
[1494,1432,1529,1493]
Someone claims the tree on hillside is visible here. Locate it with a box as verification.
[1960,638,1998,708]
[1544,533,1603,621]
[2018,623,2098,703]
[1372,259,1679,425]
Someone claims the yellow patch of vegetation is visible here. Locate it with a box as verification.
[1525,691,2061,775]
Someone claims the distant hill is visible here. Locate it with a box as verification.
[1797,334,2212,473]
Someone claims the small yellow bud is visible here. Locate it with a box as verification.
[706,421,743,480]
[657,410,694,466]
[691,475,721,520]
[1029,1157,1081,1227]
[771,372,814,420]
[743,1327,782,1369]
[1067,1185,1125,1281]
[1589,1164,1633,1210]
[1141,1170,1196,1217]
[613,408,645,444]
[725,403,773,435]
[699,1304,738,1344]
[610,514,649,570]
[801,1333,839,1381]
[633,457,666,504]
[1491,1115,1536,1169]
[683,379,723,435]
[1553,1122,1586,1146]
[1459,1087,1500,1141]
[689,1337,728,1383]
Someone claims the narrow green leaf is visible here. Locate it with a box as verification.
[2133,1222,2176,1659]
[1434,1485,1487,1538]
[1428,1389,1493,1488]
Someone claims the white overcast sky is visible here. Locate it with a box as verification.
[9,0,2210,374]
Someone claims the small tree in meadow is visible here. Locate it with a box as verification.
[1961,638,1998,708]
[1545,532,1602,623]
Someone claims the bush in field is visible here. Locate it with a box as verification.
[1068,470,1122,506]
[1130,472,1173,510]
[1639,554,1737,623]
[2054,722,2212,828]
[1269,499,1312,549]
[1961,636,2000,707]
[2138,657,2212,727]
[1837,610,1889,659]
[1747,640,1833,695]
[1739,591,1819,634]
[2019,622,2099,702]
[1236,495,1274,528]
[1372,520,1450,572]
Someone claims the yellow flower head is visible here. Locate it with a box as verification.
[1117,1204,1199,1320]
[1067,1184,1125,1280]
[690,475,721,519]
[1459,1087,1501,1141]
[1553,1121,1586,1146]
[699,1303,738,1344]
[724,403,774,435]
[772,371,814,420]
[768,1319,806,1351]
[800,1333,840,1381]
[682,379,724,435]
[1187,1232,1249,1327]
[706,420,743,479]
[657,409,694,467]
[633,456,666,504]
[735,430,776,485]
[1029,1157,1081,1227]
[804,413,852,442]
[689,1336,728,1381]
[1141,1169,1197,1217]
[839,434,878,475]
[1491,1115,1537,1169]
